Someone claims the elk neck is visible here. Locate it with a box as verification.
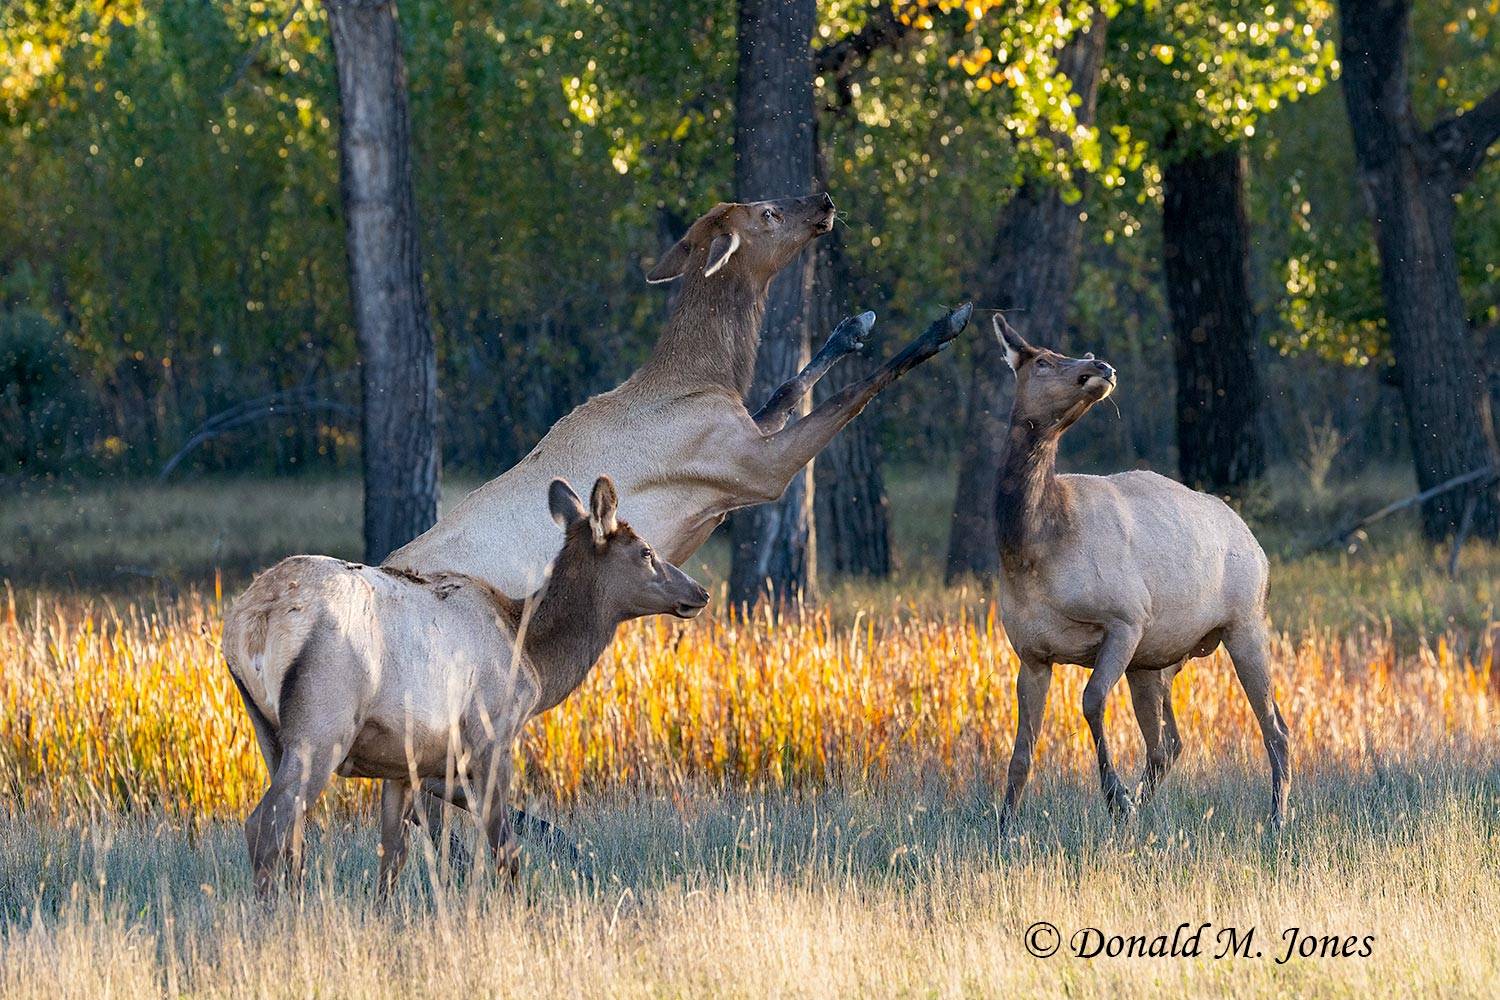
[511,551,620,713]
[993,415,1073,572]
[637,269,768,397]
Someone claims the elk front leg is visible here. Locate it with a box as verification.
[1126,665,1183,808]
[1082,624,1144,820]
[755,303,972,479]
[415,780,584,869]
[752,311,875,432]
[999,656,1054,835]
[469,741,520,881]
[377,779,414,899]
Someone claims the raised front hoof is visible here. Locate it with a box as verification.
[827,311,876,357]
[923,302,973,351]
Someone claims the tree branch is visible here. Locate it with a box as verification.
[813,3,920,80]
[217,1,302,101]
[1427,83,1500,189]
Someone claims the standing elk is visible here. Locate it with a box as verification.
[986,315,1290,830]
[223,476,708,896]
[385,193,973,597]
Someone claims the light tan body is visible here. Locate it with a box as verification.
[383,196,971,597]
[225,556,540,784]
[389,379,784,593]
[987,316,1289,830]
[997,470,1267,671]
[224,477,708,896]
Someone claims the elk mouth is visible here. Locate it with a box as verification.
[673,599,708,619]
[1081,373,1116,399]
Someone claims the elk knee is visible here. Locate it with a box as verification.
[1081,686,1110,724]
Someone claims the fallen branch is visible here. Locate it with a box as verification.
[1315,464,1498,551]
[160,376,356,480]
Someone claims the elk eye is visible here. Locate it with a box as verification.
[762,208,777,222]
[1036,359,1052,370]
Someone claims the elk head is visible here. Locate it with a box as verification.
[548,476,709,622]
[994,313,1117,435]
[646,193,836,288]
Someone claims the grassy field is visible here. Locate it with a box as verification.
[0,473,1497,996]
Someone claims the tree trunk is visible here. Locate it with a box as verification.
[812,230,891,578]
[728,0,818,608]
[1162,146,1266,494]
[944,12,1110,584]
[326,0,440,563]
[1338,0,1499,540]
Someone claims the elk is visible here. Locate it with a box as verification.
[987,315,1290,830]
[384,193,974,597]
[223,476,708,896]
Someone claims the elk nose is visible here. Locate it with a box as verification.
[820,192,835,211]
[1093,360,1116,380]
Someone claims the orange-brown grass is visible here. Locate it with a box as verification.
[1,583,1494,821]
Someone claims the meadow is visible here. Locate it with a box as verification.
[0,473,1497,997]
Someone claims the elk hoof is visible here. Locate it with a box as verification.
[828,311,876,356]
[947,301,974,334]
[924,302,973,352]
[1104,780,1137,822]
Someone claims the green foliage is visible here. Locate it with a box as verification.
[1255,0,1500,365]
[0,302,91,475]
[1102,0,1336,153]
[0,0,1494,478]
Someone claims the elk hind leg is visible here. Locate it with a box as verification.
[245,729,347,899]
[1126,664,1183,807]
[1223,620,1290,828]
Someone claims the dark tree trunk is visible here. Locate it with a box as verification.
[326,0,440,563]
[729,0,818,608]
[1338,0,1500,539]
[944,11,1109,584]
[812,230,891,578]
[1162,146,1266,494]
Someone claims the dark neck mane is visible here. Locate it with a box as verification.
[636,269,767,397]
[993,415,1071,571]
[507,547,619,713]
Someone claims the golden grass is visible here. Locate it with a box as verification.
[1,574,1498,997]
[2,765,1498,998]
[1,582,1494,819]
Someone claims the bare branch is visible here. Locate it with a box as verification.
[1426,84,1500,189]
[159,374,357,480]
[1316,464,1498,551]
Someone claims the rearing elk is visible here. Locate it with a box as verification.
[986,315,1290,830]
[386,193,973,596]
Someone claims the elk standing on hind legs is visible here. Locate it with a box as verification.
[223,476,709,898]
[985,315,1289,832]
[384,194,973,599]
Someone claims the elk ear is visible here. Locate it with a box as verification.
[993,314,1038,371]
[702,231,740,277]
[646,237,692,284]
[589,476,619,544]
[548,478,588,531]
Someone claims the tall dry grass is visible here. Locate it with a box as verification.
[0,577,1497,998]
[1,582,1493,819]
